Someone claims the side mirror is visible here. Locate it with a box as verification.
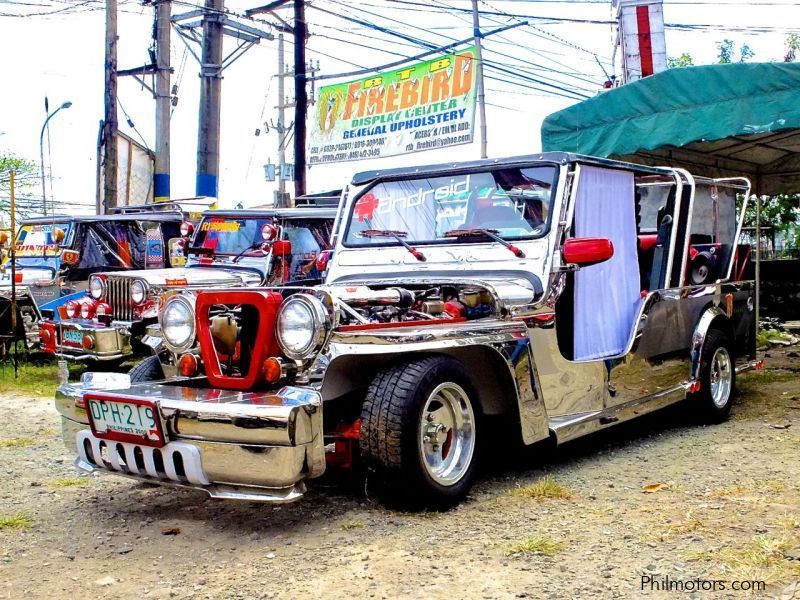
[168,238,187,267]
[563,237,614,267]
[271,240,292,257]
[61,249,80,265]
[52,227,65,243]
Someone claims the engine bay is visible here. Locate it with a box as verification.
[334,283,498,326]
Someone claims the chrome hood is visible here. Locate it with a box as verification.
[104,267,258,288]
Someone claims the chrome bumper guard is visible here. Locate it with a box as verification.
[55,320,133,361]
[57,377,325,502]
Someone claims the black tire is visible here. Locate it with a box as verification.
[360,356,480,509]
[692,328,736,423]
[129,355,165,383]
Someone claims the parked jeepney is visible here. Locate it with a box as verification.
[40,207,335,363]
[55,153,760,507]
[0,207,186,351]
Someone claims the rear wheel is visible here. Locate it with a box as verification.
[360,356,479,508]
[692,328,735,423]
[129,355,165,383]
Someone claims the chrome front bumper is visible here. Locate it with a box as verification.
[56,378,325,502]
[54,320,133,361]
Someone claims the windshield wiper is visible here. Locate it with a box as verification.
[443,228,526,258]
[232,241,266,263]
[361,229,426,262]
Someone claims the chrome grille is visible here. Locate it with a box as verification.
[105,276,134,320]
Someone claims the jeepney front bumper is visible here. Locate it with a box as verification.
[55,377,325,502]
[51,320,133,361]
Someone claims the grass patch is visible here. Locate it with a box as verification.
[687,535,800,585]
[505,536,564,557]
[757,329,785,349]
[340,521,365,531]
[0,358,86,397]
[711,480,789,498]
[0,436,34,448]
[508,477,574,501]
[738,369,797,387]
[0,513,33,530]
[49,477,89,488]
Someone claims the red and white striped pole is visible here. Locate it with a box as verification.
[614,0,667,84]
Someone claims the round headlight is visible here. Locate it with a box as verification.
[131,280,147,305]
[80,301,97,320]
[65,300,79,319]
[161,296,195,350]
[89,276,105,300]
[276,294,327,360]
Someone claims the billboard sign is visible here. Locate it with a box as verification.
[309,47,477,165]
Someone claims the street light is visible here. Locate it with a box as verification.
[39,100,72,215]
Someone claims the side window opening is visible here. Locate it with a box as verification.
[684,183,741,286]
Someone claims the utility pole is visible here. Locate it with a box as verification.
[103,0,119,211]
[293,0,307,198]
[154,0,171,202]
[196,0,224,198]
[471,0,487,159]
[277,32,287,205]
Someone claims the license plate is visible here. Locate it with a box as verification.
[85,395,165,447]
[62,328,84,347]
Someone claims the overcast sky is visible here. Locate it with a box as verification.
[1,0,798,213]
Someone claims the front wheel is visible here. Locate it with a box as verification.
[360,356,479,508]
[129,355,165,383]
[692,328,735,423]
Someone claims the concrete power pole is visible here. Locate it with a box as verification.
[471,0,487,159]
[196,0,224,198]
[154,0,171,202]
[103,0,119,211]
[293,0,307,198]
[277,32,287,206]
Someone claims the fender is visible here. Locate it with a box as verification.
[690,306,731,379]
[322,320,551,445]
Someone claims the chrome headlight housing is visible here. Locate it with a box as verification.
[160,294,196,352]
[276,294,328,360]
[131,280,148,305]
[89,276,105,300]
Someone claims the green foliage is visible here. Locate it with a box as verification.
[716,39,755,64]
[0,151,37,192]
[668,53,695,69]
[786,33,800,62]
[742,194,800,233]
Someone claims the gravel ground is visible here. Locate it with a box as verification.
[1,349,799,600]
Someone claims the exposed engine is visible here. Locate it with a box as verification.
[336,284,497,325]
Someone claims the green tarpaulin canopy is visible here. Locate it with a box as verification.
[540,62,800,195]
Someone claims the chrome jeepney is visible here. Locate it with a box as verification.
[43,207,335,362]
[56,153,760,506]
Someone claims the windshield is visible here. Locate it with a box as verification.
[193,217,274,255]
[343,166,557,246]
[13,222,72,267]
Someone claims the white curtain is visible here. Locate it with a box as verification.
[573,166,642,361]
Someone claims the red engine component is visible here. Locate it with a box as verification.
[196,290,283,390]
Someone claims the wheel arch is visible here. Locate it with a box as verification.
[691,306,735,379]
[321,344,519,418]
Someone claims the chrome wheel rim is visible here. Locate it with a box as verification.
[710,347,732,408]
[419,382,476,486]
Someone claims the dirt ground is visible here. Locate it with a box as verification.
[1,349,799,600]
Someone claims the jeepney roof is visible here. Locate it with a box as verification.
[20,210,185,225]
[350,152,674,185]
[199,207,338,220]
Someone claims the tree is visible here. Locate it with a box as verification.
[0,149,40,221]
[785,33,800,62]
[667,53,694,68]
[716,39,755,64]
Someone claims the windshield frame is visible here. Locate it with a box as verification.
[341,162,560,249]
[191,216,278,257]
